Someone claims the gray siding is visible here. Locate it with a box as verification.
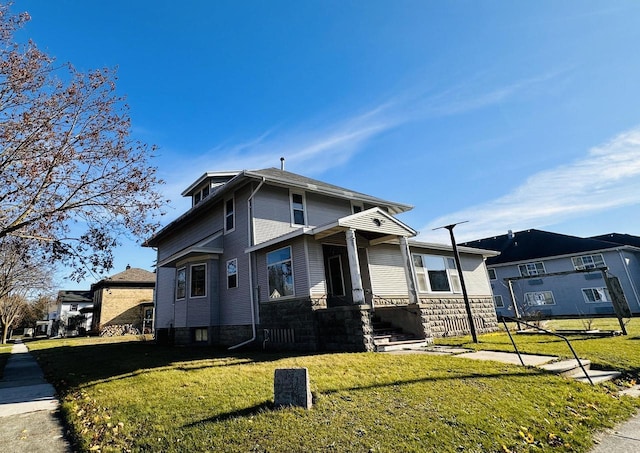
[306,192,352,226]
[157,205,224,262]
[219,185,253,326]
[253,185,294,244]
[307,238,326,295]
[368,244,408,296]
[155,266,176,329]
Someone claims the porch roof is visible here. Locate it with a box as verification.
[157,231,224,267]
[311,207,417,241]
[245,208,417,253]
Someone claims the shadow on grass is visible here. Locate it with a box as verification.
[25,337,314,394]
[182,367,546,428]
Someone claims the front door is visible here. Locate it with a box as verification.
[328,255,346,298]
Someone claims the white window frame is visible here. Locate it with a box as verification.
[518,262,546,277]
[412,254,461,293]
[572,254,605,271]
[227,258,238,289]
[493,295,504,308]
[190,263,207,298]
[224,197,235,233]
[290,191,307,226]
[70,304,78,312]
[582,287,611,303]
[524,291,555,306]
[176,267,186,300]
[487,268,497,280]
[267,246,295,299]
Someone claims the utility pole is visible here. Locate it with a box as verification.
[434,222,478,343]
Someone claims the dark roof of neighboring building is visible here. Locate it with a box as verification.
[57,290,92,304]
[589,233,640,248]
[91,267,156,290]
[460,229,624,265]
[145,167,413,247]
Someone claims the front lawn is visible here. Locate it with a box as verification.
[437,317,640,375]
[27,329,639,453]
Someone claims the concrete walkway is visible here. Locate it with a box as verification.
[0,340,69,452]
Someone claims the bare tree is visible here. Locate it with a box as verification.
[0,4,165,281]
[0,238,52,343]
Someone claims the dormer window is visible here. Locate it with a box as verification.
[193,183,213,206]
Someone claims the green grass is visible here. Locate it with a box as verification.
[437,318,640,375]
[25,324,640,453]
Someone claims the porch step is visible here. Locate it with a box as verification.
[539,359,591,377]
[539,359,620,384]
[375,339,430,352]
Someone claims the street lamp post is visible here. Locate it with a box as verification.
[435,222,478,343]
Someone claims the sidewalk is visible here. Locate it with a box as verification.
[0,340,70,452]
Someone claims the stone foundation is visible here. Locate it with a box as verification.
[316,305,374,352]
[420,296,498,338]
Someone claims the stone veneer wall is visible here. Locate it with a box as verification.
[259,298,375,352]
[420,296,498,338]
[315,305,374,352]
[259,298,320,351]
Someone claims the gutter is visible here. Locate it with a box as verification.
[229,177,265,350]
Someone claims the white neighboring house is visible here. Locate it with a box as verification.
[54,290,94,336]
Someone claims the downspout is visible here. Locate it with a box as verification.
[229,177,265,350]
[618,248,640,310]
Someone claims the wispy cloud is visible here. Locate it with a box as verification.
[153,70,563,223]
[421,127,640,243]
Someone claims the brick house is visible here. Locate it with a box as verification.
[90,266,156,333]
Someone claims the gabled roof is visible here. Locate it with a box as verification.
[91,267,156,290]
[57,290,92,304]
[460,229,624,265]
[145,167,413,247]
[589,233,640,248]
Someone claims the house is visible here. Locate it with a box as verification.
[53,290,93,336]
[144,167,499,351]
[461,229,640,319]
[90,266,156,334]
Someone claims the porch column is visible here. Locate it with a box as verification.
[345,228,365,304]
[399,236,419,305]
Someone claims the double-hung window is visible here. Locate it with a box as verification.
[290,192,306,225]
[518,262,545,277]
[227,259,238,289]
[225,198,235,233]
[572,254,605,271]
[176,267,186,300]
[267,246,294,299]
[413,254,461,293]
[190,264,206,298]
[582,287,610,303]
[487,268,497,280]
[493,295,504,308]
[524,291,555,306]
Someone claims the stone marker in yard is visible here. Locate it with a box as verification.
[274,367,312,409]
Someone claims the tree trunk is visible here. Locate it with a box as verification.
[1,322,10,344]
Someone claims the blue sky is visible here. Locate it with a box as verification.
[15,1,640,289]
